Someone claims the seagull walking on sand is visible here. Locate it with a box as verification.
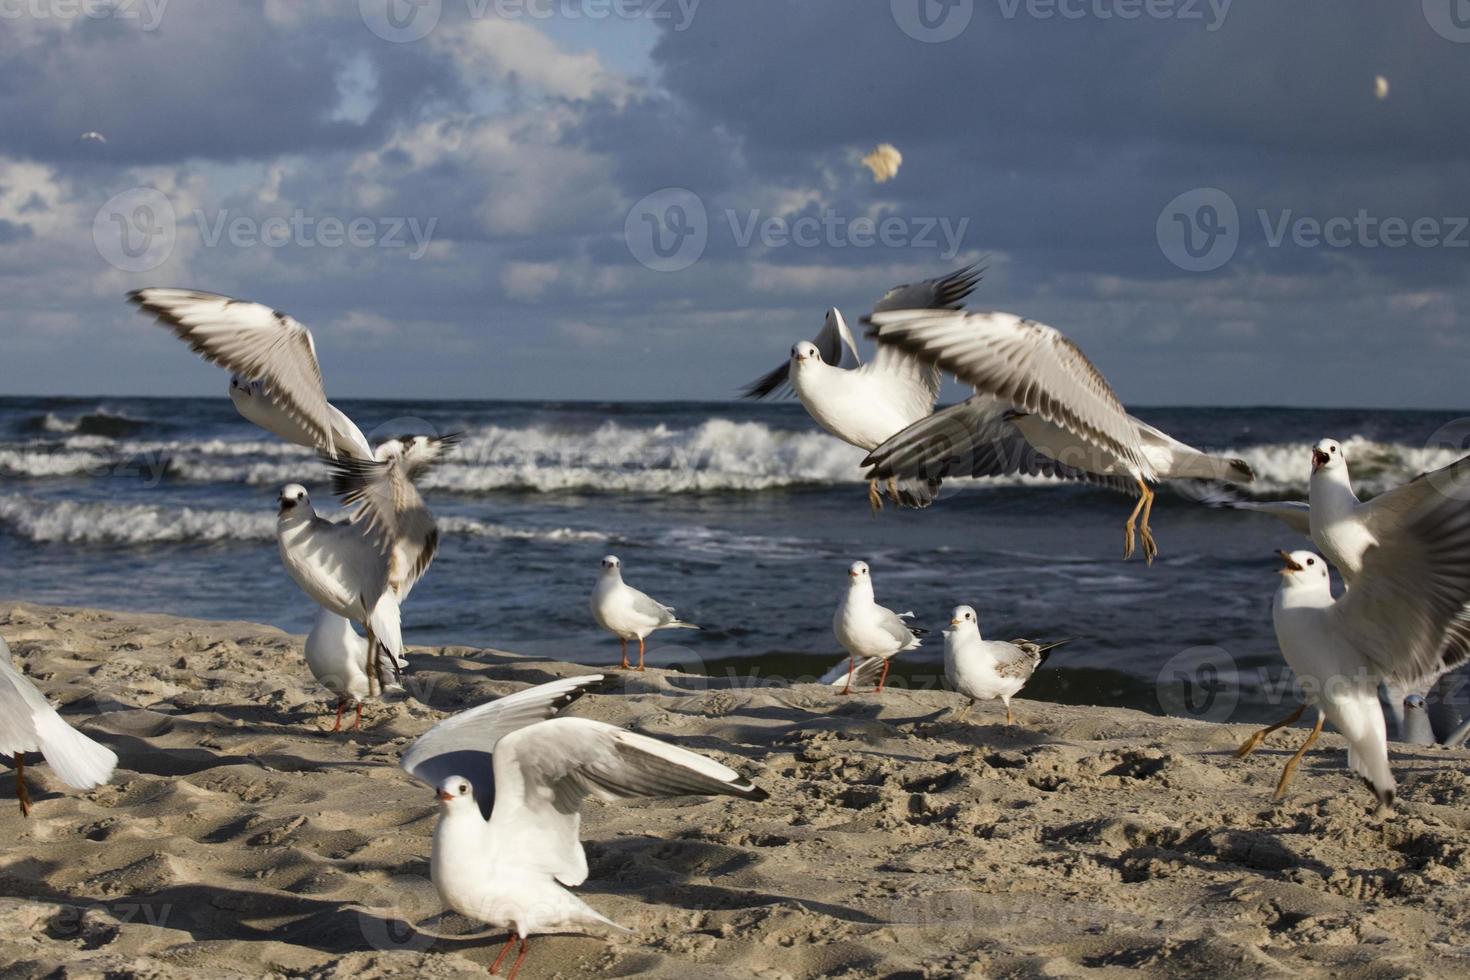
[0,636,117,817]
[863,310,1254,562]
[742,266,983,511]
[304,610,407,732]
[590,555,699,671]
[1239,487,1470,814]
[943,605,1068,725]
[400,675,767,979]
[833,561,925,694]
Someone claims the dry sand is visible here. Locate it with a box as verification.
[2,601,1470,979]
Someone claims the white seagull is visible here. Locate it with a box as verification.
[277,483,404,694]
[864,309,1254,562]
[1,636,118,816]
[400,675,767,978]
[943,605,1069,725]
[742,266,983,511]
[1241,499,1470,815]
[590,556,699,671]
[832,561,925,695]
[304,610,407,733]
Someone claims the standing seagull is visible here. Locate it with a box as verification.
[590,556,699,671]
[943,605,1069,725]
[400,676,767,979]
[832,561,925,694]
[304,610,407,733]
[1242,493,1470,815]
[0,636,117,816]
[742,266,983,511]
[277,484,403,694]
[864,310,1253,562]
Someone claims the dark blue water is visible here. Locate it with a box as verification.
[3,395,1465,720]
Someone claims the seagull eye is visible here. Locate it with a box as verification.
[1306,558,1315,566]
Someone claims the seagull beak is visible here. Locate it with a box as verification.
[1311,449,1329,470]
[950,619,962,626]
[1276,550,1304,574]
[437,790,454,802]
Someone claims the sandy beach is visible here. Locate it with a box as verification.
[3,600,1470,979]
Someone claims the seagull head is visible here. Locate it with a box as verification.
[1405,694,1427,711]
[600,554,622,575]
[277,483,309,516]
[229,375,263,396]
[436,775,475,811]
[949,605,978,628]
[790,341,822,367]
[1310,439,1343,473]
[1276,549,1328,588]
[847,560,870,584]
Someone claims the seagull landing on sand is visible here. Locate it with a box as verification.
[590,555,699,671]
[832,561,925,695]
[1240,504,1470,815]
[304,610,407,732]
[400,675,767,980]
[276,484,403,697]
[864,309,1254,563]
[742,266,983,512]
[0,636,117,817]
[943,605,1069,725]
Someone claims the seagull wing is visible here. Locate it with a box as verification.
[863,394,1137,494]
[1332,487,1470,687]
[486,716,766,884]
[0,641,116,790]
[130,289,338,456]
[865,310,1150,480]
[400,675,607,821]
[741,307,863,399]
[1357,453,1470,540]
[870,263,984,315]
[858,265,986,409]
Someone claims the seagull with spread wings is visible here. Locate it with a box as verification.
[742,265,983,511]
[863,310,1253,562]
[399,675,767,979]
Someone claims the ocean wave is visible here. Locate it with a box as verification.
[24,409,153,438]
[1229,437,1465,498]
[0,494,607,546]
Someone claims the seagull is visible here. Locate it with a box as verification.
[863,309,1254,562]
[0,635,117,816]
[400,675,767,979]
[943,605,1069,725]
[1240,504,1470,815]
[1400,695,1435,746]
[304,609,407,732]
[590,556,699,671]
[78,131,107,144]
[832,561,925,695]
[277,483,403,695]
[228,375,374,460]
[742,266,983,512]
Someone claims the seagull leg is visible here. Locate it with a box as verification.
[839,655,855,696]
[886,477,902,507]
[365,627,381,699]
[954,699,973,721]
[617,638,629,670]
[1272,712,1325,801]
[1122,479,1149,560]
[489,933,517,974]
[1005,700,1014,726]
[331,699,346,733]
[1234,704,1306,759]
[875,659,891,694]
[14,756,30,818]
[868,480,883,515]
[507,937,530,979]
[1138,483,1159,564]
[637,636,647,672]
[352,702,364,732]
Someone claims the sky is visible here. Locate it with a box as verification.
[1,0,1468,408]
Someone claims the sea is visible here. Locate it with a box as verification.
[3,395,1467,724]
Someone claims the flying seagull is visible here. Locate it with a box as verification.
[863,309,1253,562]
[742,266,983,511]
[400,675,767,979]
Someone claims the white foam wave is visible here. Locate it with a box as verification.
[1230,437,1465,498]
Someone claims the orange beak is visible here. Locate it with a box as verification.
[1276,549,1304,573]
[437,789,454,802]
